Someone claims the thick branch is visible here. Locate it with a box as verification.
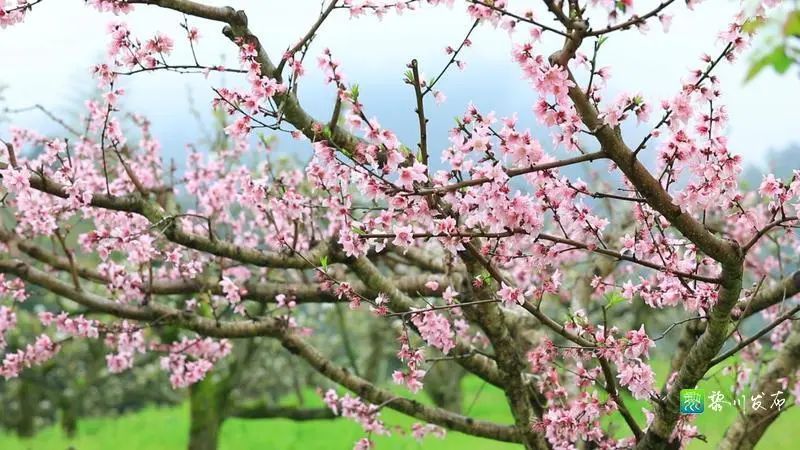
[229,403,337,421]
[718,321,800,450]
[562,72,740,266]
[26,174,325,269]
[410,151,606,197]
[460,248,549,450]
[345,254,506,388]
[0,259,280,338]
[278,329,522,443]
[126,0,245,24]
[745,271,800,318]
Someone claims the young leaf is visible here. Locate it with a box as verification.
[605,291,627,309]
[784,10,800,38]
[746,45,792,81]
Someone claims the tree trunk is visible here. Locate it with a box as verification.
[16,379,36,438]
[718,321,800,450]
[424,360,465,413]
[60,398,78,438]
[188,376,222,450]
[363,318,390,383]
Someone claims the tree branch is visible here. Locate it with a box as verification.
[277,328,522,443]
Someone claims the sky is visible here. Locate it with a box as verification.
[0,0,797,172]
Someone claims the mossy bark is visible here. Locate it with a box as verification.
[188,376,223,450]
[60,396,78,438]
[718,321,800,450]
[423,361,465,413]
[16,379,36,438]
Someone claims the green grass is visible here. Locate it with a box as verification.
[1,375,797,449]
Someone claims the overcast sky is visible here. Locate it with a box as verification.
[0,0,797,170]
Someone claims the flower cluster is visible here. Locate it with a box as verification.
[323,389,388,447]
[0,306,16,351]
[391,330,426,393]
[158,337,232,388]
[409,309,455,354]
[0,334,59,379]
[104,321,146,373]
[106,22,174,71]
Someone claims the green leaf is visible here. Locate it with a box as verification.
[784,10,800,37]
[350,84,360,100]
[351,226,365,235]
[746,45,792,81]
[258,132,276,149]
[741,16,765,35]
[320,255,329,270]
[604,291,627,309]
[480,271,492,283]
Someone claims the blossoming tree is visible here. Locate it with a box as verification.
[1,0,799,449]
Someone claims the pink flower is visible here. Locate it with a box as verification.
[498,283,525,307]
[106,352,134,373]
[0,306,16,350]
[0,166,30,193]
[624,325,655,359]
[276,294,296,309]
[187,27,200,42]
[392,368,425,393]
[617,360,655,400]
[411,423,446,441]
[220,277,247,313]
[658,14,673,33]
[392,225,414,249]
[354,438,373,450]
[535,65,574,98]
[1,334,59,379]
[224,115,251,138]
[159,337,231,388]
[397,161,428,189]
[442,286,459,304]
[410,309,455,354]
[339,228,367,258]
[322,390,388,436]
[146,33,174,54]
[759,174,783,198]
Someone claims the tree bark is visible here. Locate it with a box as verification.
[363,318,391,383]
[188,376,222,450]
[424,360,465,413]
[460,253,549,450]
[718,321,800,450]
[60,395,78,438]
[16,379,36,438]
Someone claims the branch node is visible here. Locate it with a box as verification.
[222,25,235,41]
[235,9,248,26]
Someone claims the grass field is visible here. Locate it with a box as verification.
[1,373,797,449]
